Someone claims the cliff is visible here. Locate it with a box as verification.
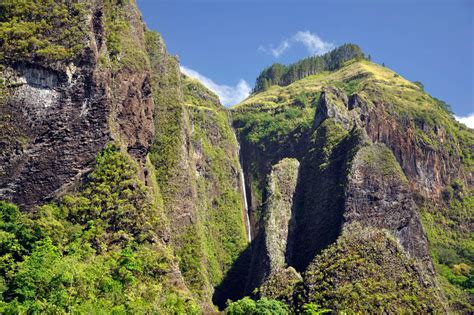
[231,58,473,312]
[0,0,246,313]
[0,0,154,208]
[1,1,473,313]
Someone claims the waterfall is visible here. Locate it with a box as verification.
[239,147,252,242]
[228,110,252,242]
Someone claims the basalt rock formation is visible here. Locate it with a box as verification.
[1,1,473,313]
[0,1,246,313]
[232,57,473,312]
[0,0,154,209]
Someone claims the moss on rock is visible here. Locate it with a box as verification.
[302,223,445,313]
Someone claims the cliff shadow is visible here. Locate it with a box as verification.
[290,124,364,271]
[212,240,255,310]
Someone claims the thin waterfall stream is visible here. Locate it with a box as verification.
[229,110,252,243]
[239,146,252,242]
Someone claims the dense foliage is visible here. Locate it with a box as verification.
[1,0,473,311]
[253,44,365,92]
[0,145,198,313]
[225,297,289,315]
[0,0,88,63]
[164,78,248,298]
[101,0,150,71]
[422,186,474,312]
[302,224,443,313]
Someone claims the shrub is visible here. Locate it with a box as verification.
[0,0,89,63]
[226,297,289,315]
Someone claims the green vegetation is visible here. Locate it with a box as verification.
[254,44,365,92]
[183,76,221,109]
[233,105,314,149]
[357,144,407,181]
[302,224,443,313]
[258,267,302,308]
[146,38,248,302]
[225,297,333,314]
[0,145,199,313]
[0,0,89,63]
[421,186,474,312]
[146,29,184,194]
[50,144,165,247]
[174,79,247,297]
[301,303,332,315]
[101,0,150,71]
[225,297,289,315]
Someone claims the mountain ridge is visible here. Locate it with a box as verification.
[0,0,472,313]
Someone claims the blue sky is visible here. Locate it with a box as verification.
[136,0,473,125]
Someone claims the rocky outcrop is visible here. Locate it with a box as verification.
[230,78,447,310]
[302,224,444,313]
[353,94,470,198]
[0,61,110,208]
[246,158,299,291]
[0,2,154,209]
[264,158,299,273]
[291,120,363,271]
[314,86,354,129]
[345,143,433,270]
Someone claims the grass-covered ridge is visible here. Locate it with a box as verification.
[238,59,437,108]
[235,59,473,172]
[253,44,365,93]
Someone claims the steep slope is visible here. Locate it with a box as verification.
[231,55,473,312]
[237,59,472,195]
[0,0,155,209]
[1,1,472,313]
[0,0,248,313]
[148,50,248,306]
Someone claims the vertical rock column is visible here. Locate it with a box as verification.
[264,158,300,272]
[246,158,300,293]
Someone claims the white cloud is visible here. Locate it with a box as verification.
[293,31,335,55]
[258,40,291,58]
[259,31,334,58]
[454,113,474,129]
[180,66,251,107]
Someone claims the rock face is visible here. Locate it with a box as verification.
[264,158,299,273]
[345,143,432,269]
[246,158,300,290]
[355,97,468,198]
[0,1,154,209]
[146,30,247,307]
[230,58,472,310]
[0,1,247,312]
[314,86,353,129]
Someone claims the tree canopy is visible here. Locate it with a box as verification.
[253,44,365,93]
